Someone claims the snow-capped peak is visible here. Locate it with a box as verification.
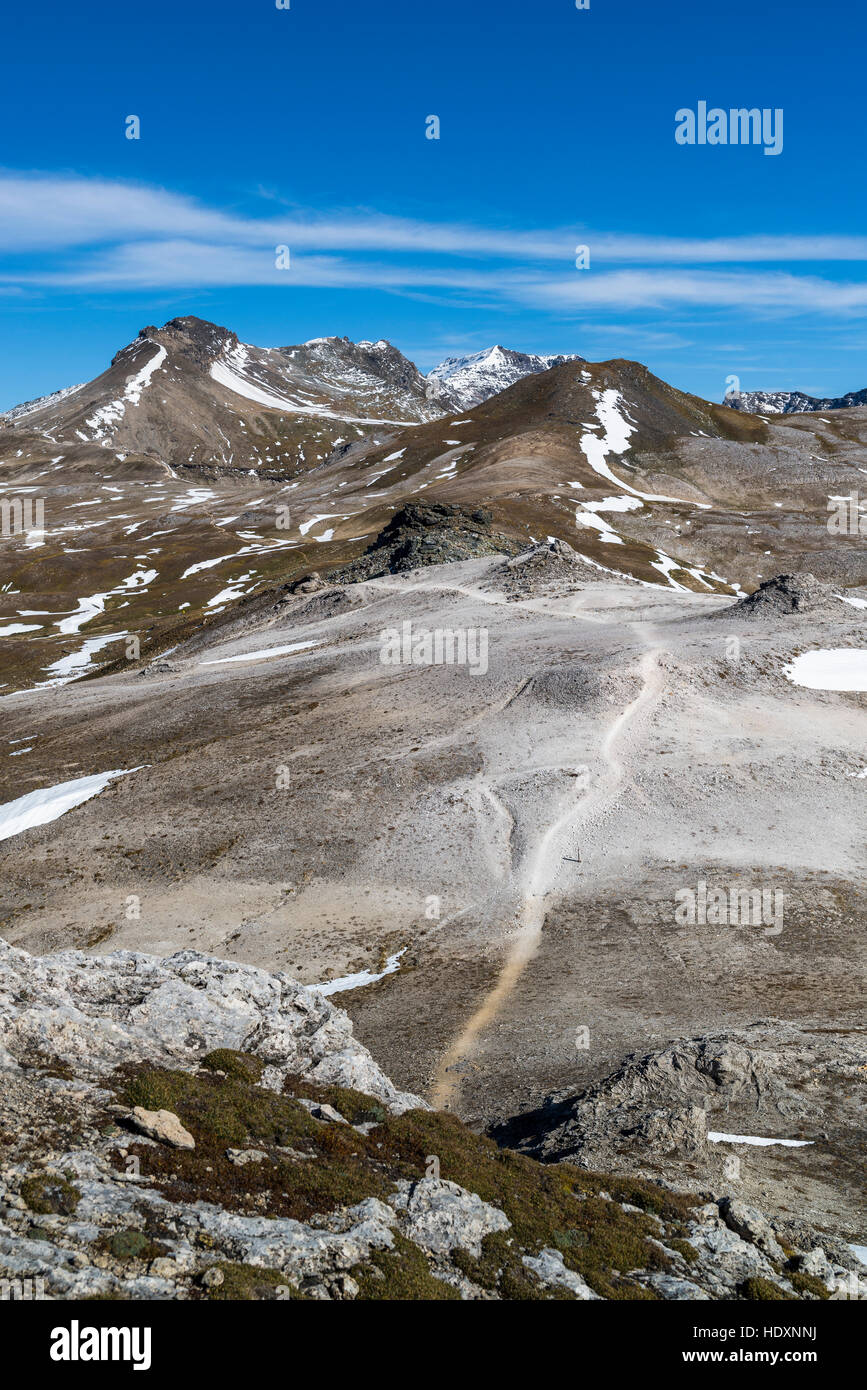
[427,344,584,410]
[724,385,867,415]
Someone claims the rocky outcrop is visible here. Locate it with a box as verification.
[726,572,846,620]
[491,1021,866,1266]
[487,538,600,600]
[493,1023,864,1171]
[0,939,423,1113]
[327,502,523,582]
[0,940,862,1302]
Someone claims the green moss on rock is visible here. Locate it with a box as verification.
[106,1060,703,1301]
[282,1075,387,1126]
[352,1234,460,1301]
[97,1229,169,1263]
[788,1271,829,1300]
[201,1050,264,1083]
[668,1237,699,1265]
[204,1262,304,1301]
[20,1173,80,1216]
[739,1276,796,1301]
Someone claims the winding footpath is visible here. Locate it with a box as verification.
[428,615,666,1108]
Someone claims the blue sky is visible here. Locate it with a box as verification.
[2,0,866,409]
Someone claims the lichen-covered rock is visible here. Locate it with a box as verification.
[636,1272,711,1301]
[685,1210,790,1298]
[387,1178,510,1256]
[522,1248,600,1300]
[718,1197,786,1263]
[0,939,423,1114]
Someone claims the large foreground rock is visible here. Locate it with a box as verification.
[0,939,422,1113]
[1,938,862,1302]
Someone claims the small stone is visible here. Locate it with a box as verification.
[329,1273,359,1299]
[226,1149,269,1166]
[522,1248,601,1300]
[295,1098,348,1124]
[129,1107,195,1150]
[201,1268,224,1288]
[794,1248,833,1280]
[313,1103,348,1125]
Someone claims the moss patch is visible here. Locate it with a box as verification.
[203,1261,304,1301]
[352,1233,460,1301]
[96,1229,169,1263]
[788,1271,829,1300]
[20,1173,80,1216]
[739,1276,796,1301]
[668,1237,699,1265]
[201,1049,264,1084]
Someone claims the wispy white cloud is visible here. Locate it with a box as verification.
[3,171,867,319]
[506,268,867,315]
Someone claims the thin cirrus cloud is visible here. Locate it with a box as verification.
[3,171,867,317]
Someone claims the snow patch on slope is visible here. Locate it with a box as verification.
[784,649,867,691]
[0,768,144,843]
[86,344,167,441]
[580,389,711,508]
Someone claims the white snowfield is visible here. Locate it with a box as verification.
[784,649,867,692]
[0,767,145,843]
[86,343,167,440]
[313,947,406,997]
[299,513,339,536]
[42,631,127,685]
[180,555,234,579]
[579,389,711,509]
[582,495,644,514]
[201,640,319,666]
[708,1132,813,1148]
[56,566,159,637]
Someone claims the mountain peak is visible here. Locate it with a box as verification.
[724,383,867,415]
[426,343,585,410]
[110,316,238,370]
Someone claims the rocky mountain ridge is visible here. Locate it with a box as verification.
[725,385,867,415]
[0,320,580,449]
